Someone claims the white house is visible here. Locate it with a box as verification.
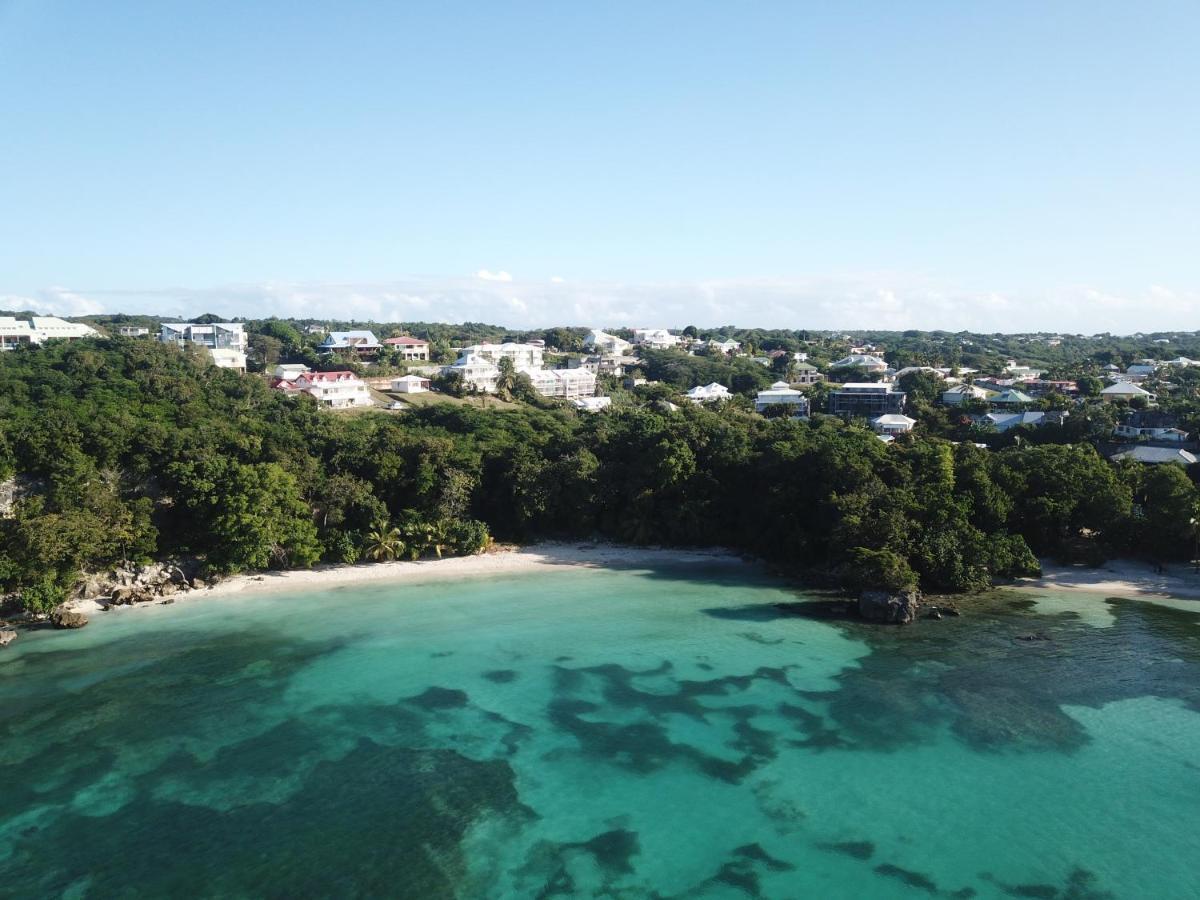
[441,353,501,393]
[160,322,247,370]
[521,367,597,399]
[754,381,810,417]
[461,342,545,369]
[0,316,100,350]
[871,414,917,435]
[391,375,431,393]
[1100,382,1156,403]
[273,364,310,381]
[118,326,150,337]
[280,370,373,408]
[830,354,888,373]
[632,328,681,350]
[1166,357,1200,368]
[708,339,741,354]
[583,329,633,356]
[686,382,731,403]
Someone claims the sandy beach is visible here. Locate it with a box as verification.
[65,542,749,616]
[1019,559,1200,602]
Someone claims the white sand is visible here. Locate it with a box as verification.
[1019,559,1200,603]
[66,543,748,616]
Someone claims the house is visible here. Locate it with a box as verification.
[573,396,612,412]
[319,330,381,357]
[942,383,994,405]
[686,383,731,403]
[990,389,1035,406]
[280,371,373,408]
[1166,357,1200,367]
[382,336,430,361]
[754,382,810,417]
[441,353,501,393]
[828,383,907,418]
[978,411,1068,432]
[1100,382,1156,403]
[1023,380,1078,397]
[830,354,888,373]
[521,367,597,399]
[460,342,544,369]
[1125,364,1158,379]
[117,326,150,337]
[792,362,824,385]
[708,339,741,354]
[303,324,327,335]
[391,375,431,393]
[1113,411,1190,442]
[632,328,680,350]
[160,322,247,370]
[272,363,311,381]
[1110,446,1198,466]
[583,329,633,356]
[0,316,101,350]
[872,414,916,435]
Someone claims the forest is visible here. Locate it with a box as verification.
[1,338,1198,613]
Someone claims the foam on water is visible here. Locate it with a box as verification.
[2,563,1198,898]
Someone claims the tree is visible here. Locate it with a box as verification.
[365,521,404,561]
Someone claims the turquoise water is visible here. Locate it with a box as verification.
[2,562,1199,898]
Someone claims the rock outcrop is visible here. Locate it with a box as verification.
[49,606,88,629]
[0,628,16,648]
[72,561,203,606]
[858,589,922,625]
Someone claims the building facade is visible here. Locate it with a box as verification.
[828,383,907,418]
[159,322,248,370]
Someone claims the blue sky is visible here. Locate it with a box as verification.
[1,1,1197,331]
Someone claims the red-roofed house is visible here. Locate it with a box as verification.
[382,336,430,361]
[275,370,373,408]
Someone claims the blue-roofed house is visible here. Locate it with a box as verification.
[319,330,381,357]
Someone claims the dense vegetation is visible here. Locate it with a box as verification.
[3,338,1197,613]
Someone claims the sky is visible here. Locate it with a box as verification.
[1,1,1197,332]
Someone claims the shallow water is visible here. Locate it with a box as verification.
[2,564,1199,898]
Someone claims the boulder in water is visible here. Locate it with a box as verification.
[858,590,922,625]
[0,628,16,647]
[49,606,88,629]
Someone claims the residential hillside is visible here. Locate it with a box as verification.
[2,331,1198,615]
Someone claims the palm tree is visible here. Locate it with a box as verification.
[494,357,519,401]
[364,521,403,562]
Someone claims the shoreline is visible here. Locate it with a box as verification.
[62,542,751,617]
[1017,559,1200,602]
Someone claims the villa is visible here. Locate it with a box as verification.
[828,383,907,418]
[159,322,247,371]
[1113,411,1190,442]
[754,382,810,417]
[272,363,311,381]
[0,316,101,350]
[1100,382,1156,403]
[460,342,545,369]
[686,383,731,403]
[382,336,430,360]
[632,328,681,350]
[277,370,373,408]
[1110,446,1198,466]
[584,329,633,356]
[441,353,501,393]
[318,330,381,357]
[521,367,597,399]
[872,414,917,435]
[942,384,994,405]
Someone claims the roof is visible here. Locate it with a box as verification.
[1111,447,1198,465]
[831,354,887,368]
[321,330,380,348]
[992,389,1034,403]
[299,370,361,383]
[1101,382,1153,395]
[872,414,916,426]
[383,336,428,346]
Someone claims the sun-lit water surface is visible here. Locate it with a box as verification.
[2,562,1199,898]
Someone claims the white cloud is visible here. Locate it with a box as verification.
[476,269,513,282]
[550,276,566,283]
[15,275,1199,334]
